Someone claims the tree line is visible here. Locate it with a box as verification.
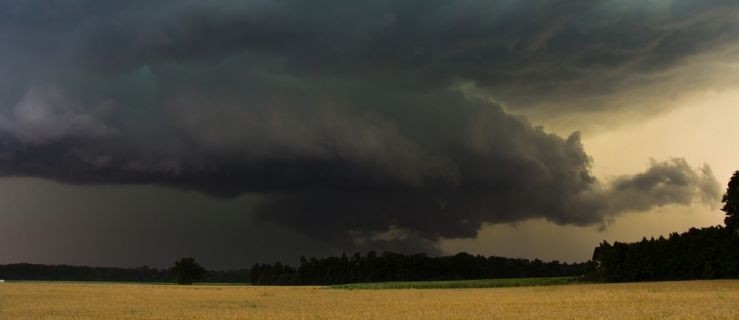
[251,252,590,285]
[591,226,737,281]
[591,170,739,281]
[0,262,249,283]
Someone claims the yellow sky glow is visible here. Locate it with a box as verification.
[441,89,738,261]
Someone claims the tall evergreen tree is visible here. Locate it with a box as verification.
[723,171,739,231]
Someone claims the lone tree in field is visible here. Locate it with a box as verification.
[170,257,206,285]
[723,170,739,231]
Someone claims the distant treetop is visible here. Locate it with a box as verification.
[723,170,739,230]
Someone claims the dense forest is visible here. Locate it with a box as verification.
[0,254,588,285]
[0,263,249,283]
[591,170,739,281]
[591,226,738,281]
[251,252,590,285]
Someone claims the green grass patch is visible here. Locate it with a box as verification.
[331,276,583,289]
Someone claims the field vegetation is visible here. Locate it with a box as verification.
[1,280,737,319]
[331,276,580,289]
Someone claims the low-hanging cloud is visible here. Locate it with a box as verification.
[0,0,728,252]
[0,88,720,252]
[0,88,117,145]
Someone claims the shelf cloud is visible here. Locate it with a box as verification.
[0,0,731,253]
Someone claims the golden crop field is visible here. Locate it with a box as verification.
[0,280,737,319]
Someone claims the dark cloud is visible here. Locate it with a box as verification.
[0,89,720,252]
[0,178,333,269]
[607,159,722,214]
[0,0,729,253]
[3,1,738,95]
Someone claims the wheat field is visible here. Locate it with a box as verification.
[0,280,737,319]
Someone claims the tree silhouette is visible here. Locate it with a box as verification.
[170,257,205,285]
[590,170,739,281]
[250,252,587,285]
[723,171,739,231]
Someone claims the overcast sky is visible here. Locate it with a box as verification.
[0,0,737,269]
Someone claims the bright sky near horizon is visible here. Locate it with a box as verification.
[447,89,738,262]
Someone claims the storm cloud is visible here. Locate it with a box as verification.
[0,0,729,253]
